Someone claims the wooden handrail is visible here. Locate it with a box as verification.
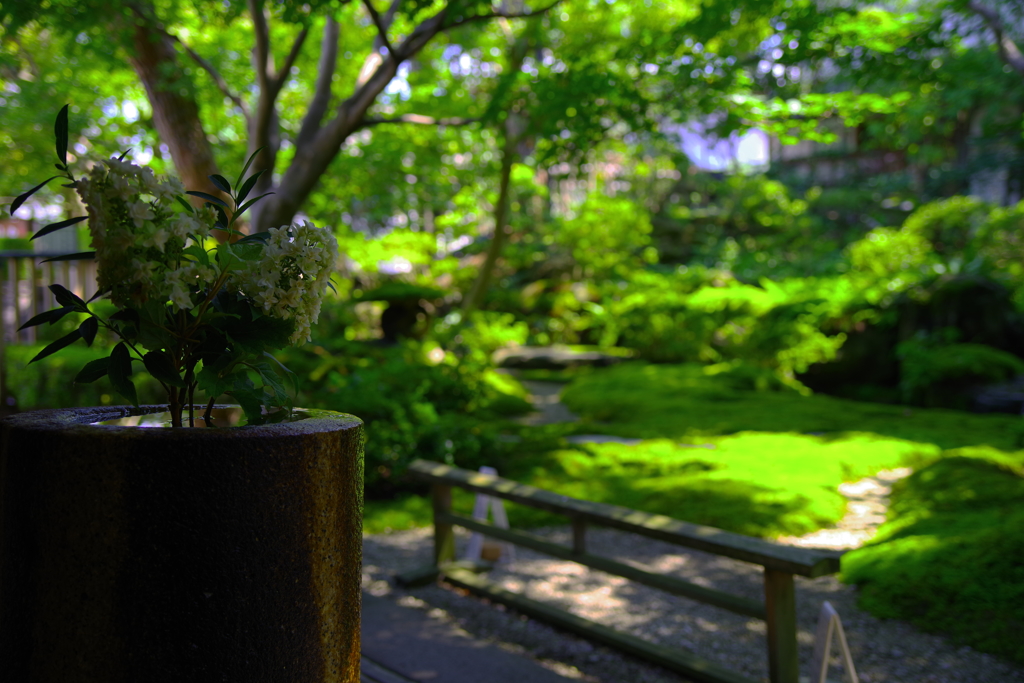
[406,459,843,683]
[409,459,841,577]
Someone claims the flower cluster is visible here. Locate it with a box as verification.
[232,221,339,343]
[16,107,340,426]
[76,158,217,310]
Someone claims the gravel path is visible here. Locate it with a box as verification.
[363,466,1023,683]
[362,381,1024,682]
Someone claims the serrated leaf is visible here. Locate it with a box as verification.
[208,174,232,194]
[264,351,299,395]
[11,176,62,215]
[79,317,99,346]
[143,351,186,388]
[18,306,74,330]
[233,243,263,261]
[234,146,265,190]
[75,357,110,384]
[41,251,96,263]
[49,284,87,311]
[55,105,69,166]
[196,364,234,398]
[235,168,265,206]
[235,192,274,216]
[108,342,138,407]
[29,329,82,364]
[185,191,229,209]
[227,374,264,424]
[32,215,88,240]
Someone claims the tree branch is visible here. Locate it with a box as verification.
[166,30,251,119]
[362,0,396,58]
[297,17,340,150]
[124,2,250,119]
[360,114,480,127]
[271,26,309,97]
[967,0,1024,77]
[442,0,562,32]
[248,0,273,91]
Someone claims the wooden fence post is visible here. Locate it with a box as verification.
[572,517,587,555]
[432,483,455,566]
[764,568,798,683]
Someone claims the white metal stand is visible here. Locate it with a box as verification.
[463,466,515,563]
[808,601,859,683]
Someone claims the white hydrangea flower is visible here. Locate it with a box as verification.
[76,156,219,310]
[230,220,338,344]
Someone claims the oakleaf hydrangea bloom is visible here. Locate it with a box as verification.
[231,221,339,343]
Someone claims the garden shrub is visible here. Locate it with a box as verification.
[897,338,1024,408]
[3,344,165,409]
[282,336,529,496]
[842,455,1024,664]
[587,270,852,385]
[901,195,992,258]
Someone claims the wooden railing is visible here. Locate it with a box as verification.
[402,460,842,683]
[0,252,98,408]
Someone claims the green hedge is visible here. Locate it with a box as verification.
[842,452,1024,664]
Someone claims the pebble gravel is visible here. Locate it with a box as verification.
[362,469,1024,683]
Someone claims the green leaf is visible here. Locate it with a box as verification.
[108,343,138,407]
[143,351,187,388]
[32,215,88,240]
[250,360,288,404]
[18,306,74,330]
[234,146,265,190]
[183,244,211,266]
[197,364,234,398]
[264,351,299,395]
[185,191,229,209]
[41,251,96,263]
[208,174,232,194]
[55,104,69,167]
[175,196,196,214]
[235,168,265,206]
[213,204,228,229]
[11,176,62,215]
[235,192,274,217]
[109,307,140,325]
[227,374,264,424]
[29,329,83,364]
[75,357,110,384]
[233,243,263,261]
[49,284,87,311]
[237,231,272,244]
[79,317,99,346]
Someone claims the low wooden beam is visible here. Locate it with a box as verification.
[443,567,758,683]
[440,511,766,620]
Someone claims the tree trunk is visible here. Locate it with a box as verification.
[127,9,223,202]
[462,121,519,314]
